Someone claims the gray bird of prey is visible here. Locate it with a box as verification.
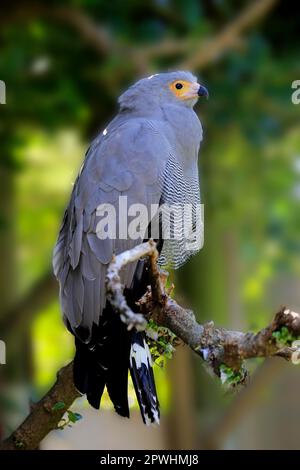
[53,71,208,425]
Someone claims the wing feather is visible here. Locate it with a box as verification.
[53,118,172,339]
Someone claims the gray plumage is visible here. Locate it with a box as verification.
[53,71,206,423]
[53,71,204,341]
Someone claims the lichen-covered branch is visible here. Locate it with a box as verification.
[142,291,300,376]
[2,240,300,450]
[105,240,158,330]
[107,241,300,382]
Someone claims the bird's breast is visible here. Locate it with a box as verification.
[160,105,202,175]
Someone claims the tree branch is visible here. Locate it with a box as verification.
[2,240,300,450]
[105,241,157,330]
[0,2,114,57]
[1,0,278,74]
[0,362,80,450]
[136,0,278,71]
[178,0,278,70]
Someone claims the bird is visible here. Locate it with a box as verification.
[53,71,208,425]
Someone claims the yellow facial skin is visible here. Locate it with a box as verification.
[169,80,200,100]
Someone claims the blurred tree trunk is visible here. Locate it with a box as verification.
[0,167,16,317]
[174,212,253,447]
[223,230,245,330]
[0,166,16,436]
[166,346,198,449]
[0,164,31,438]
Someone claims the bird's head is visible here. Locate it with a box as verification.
[118,71,209,112]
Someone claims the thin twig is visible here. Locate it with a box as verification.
[105,240,157,330]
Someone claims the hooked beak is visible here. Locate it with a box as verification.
[198,84,209,99]
[181,82,209,100]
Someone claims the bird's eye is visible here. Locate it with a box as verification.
[175,82,183,90]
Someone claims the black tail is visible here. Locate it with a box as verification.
[73,304,131,417]
[73,313,160,423]
[73,259,160,424]
[129,331,160,425]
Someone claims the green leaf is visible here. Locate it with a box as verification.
[272,326,296,346]
[74,412,83,421]
[67,410,77,423]
[67,410,82,423]
[52,401,66,411]
[219,364,243,386]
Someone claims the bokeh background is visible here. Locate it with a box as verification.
[0,0,300,450]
